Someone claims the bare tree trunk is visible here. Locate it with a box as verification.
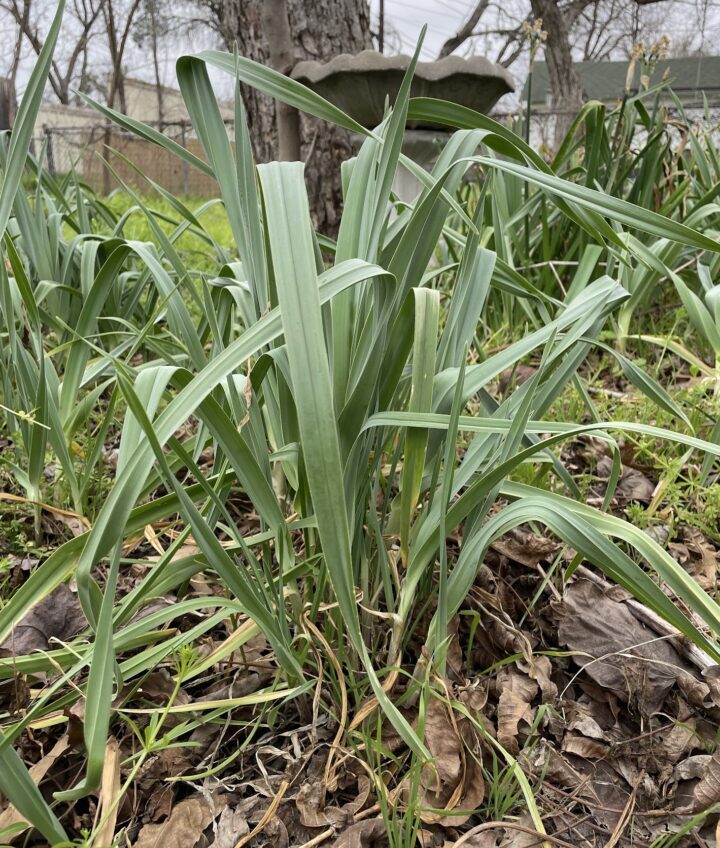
[5,18,23,125]
[102,0,142,191]
[103,0,143,112]
[530,0,585,148]
[0,78,16,129]
[262,0,300,160]
[210,0,371,235]
[148,0,164,129]
[2,0,106,104]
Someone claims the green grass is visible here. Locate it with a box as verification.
[101,192,235,272]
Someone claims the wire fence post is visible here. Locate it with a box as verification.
[0,77,15,130]
[44,126,56,175]
[180,120,189,196]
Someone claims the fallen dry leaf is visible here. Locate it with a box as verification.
[498,815,548,847]
[656,718,698,766]
[490,533,559,568]
[95,736,121,848]
[331,817,387,847]
[529,741,597,806]
[561,733,609,760]
[0,584,85,656]
[519,655,557,703]
[676,669,711,707]
[565,702,606,741]
[693,749,720,810]
[133,794,226,848]
[558,579,689,715]
[498,364,537,395]
[207,805,250,848]
[683,531,719,591]
[146,543,200,563]
[676,754,711,782]
[55,512,87,538]
[496,669,538,755]
[616,467,655,501]
[137,670,191,711]
[418,696,485,825]
[295,764,370,829]
[457,833,497,848]
[597,458,655,502]
[703,665,720,707]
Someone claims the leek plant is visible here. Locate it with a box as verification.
[452,80,720,336]
[2,23,720,845]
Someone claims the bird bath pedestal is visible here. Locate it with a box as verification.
[292,50,514,202]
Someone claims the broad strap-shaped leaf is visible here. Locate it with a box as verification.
[196,50,370,138]
[470,154,720,254]
[258,161,429,759]
[400,288,439,562]
[0,733,68,845]
[176,57,268,316]
[438,496,720,661]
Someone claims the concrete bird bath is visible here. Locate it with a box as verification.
[292,50,514,201]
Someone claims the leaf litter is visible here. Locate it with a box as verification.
[3,416,720,847]
[3,505,720,848]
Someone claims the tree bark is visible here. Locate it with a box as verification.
[147,0,165,129]
[530,0,670,148]
[101,0,143,191]
[208,0,371,235]
[262,0,300,161]
[530,0,585,148]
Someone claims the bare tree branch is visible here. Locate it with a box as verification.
[438,0,491,58]
[1,0,106,102]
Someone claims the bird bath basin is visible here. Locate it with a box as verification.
[292,50,514,200]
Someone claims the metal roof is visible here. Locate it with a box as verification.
[524,55,720,106]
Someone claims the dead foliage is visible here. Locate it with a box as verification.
[3,437,720,847]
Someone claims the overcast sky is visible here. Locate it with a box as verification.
[372,0,720,59]
[367,0,720,107]
[369,0,478,59]
[4,0,720,110]
[3,0,516,101]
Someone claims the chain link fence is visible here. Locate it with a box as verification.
[33,114,551,197]
[31,120,233,197]
[30,103,719,199]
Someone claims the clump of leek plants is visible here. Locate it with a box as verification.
[2,20,720,845]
